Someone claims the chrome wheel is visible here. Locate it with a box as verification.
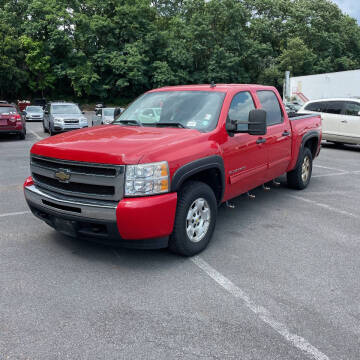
[301,156,310,183]
[186,198,211,243]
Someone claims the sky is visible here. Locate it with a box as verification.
[332,0,360,23]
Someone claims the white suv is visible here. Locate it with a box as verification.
[299,98,360,145]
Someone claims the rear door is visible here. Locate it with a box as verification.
[222,91,268,199]
[339,101,360,144]
[320,101,344,140]
[256,90,292,180]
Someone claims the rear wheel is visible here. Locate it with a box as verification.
[43,121,48,133]
[287,147,313,190]
[169,181,217,256]
[19,128,26,140]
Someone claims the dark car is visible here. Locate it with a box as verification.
[94,103,105,115]
[0,103,26,140]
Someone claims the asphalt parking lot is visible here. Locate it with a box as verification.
[1,120,359,360]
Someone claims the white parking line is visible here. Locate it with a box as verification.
[0,211,31,218]
[312,172,349,178]
[314,165,346,172]
[191,256,330,360]
[289,195,359,219]
[28,129,44,141]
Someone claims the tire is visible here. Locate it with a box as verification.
[287,147,313,190]
[49,123,55,136]
[43,121,48,133]
[19,129,26,140]
[169,181,217,256]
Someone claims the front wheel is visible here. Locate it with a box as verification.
[169,181,217,256]
[287,147,313,190]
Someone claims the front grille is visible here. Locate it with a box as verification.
[64,119,79,124]
[33,174,115,195]
[31,155,124,201]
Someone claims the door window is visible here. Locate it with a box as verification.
[344,102,360,116]
[228,92,255,131]
[257,91,283,126]
[304,102,324,112]
[322,101,343,114]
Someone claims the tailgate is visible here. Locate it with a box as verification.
[0,114,17,128]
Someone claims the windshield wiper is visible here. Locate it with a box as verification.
[117,119,143,126]
[155,122,186,128]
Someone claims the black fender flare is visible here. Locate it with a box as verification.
[171,155,225,201]
[295,130,320,168]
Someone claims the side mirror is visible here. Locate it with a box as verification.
[226,109,267,136]
[82,111,85,114]
[248,109,267,136]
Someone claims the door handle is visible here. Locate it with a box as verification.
[256,137,266,144]
[282,130,290,136]
[341,120,348,123]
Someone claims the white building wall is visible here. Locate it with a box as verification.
[290,69,360,101]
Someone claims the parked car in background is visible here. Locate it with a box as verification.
[299,98,360,145]
[92,107,122,125]
[17,100,31,113]
[43,102,88,136]
[24,84,321,256]
[0,100,8,104]
[284,102,302,113]
[24,106,44,121]
[0,103,26,139]
[94,103,105,115]
[33,98,47,109]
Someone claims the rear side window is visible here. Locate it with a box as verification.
[257,91,283,126]
[322,101,343,114]
[228,92,255,131]
[304,102,324,112]
[344,102,360,116]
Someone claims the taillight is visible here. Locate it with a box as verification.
[15,114,21,120]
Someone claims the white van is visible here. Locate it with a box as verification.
[299,98,360,145]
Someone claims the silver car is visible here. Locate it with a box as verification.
[92,107,122,126]
[43,102,88,135]
[24,106,44,121]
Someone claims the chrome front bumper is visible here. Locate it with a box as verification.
[24,184,117,221]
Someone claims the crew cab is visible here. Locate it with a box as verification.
[24,84,321,256]
[0,103,26,140]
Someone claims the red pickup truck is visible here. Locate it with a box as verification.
[24,84,321,256]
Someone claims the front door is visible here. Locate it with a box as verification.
[222,91,268,201]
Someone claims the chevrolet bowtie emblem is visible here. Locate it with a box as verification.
[55,169,71,183]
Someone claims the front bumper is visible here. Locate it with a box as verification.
[26,116,43,121]
[53,122,88,132]
[24,181,177,249]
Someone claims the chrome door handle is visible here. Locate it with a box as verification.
[256,137,266,144]
[341,120,348,123]
[282,130,290,136]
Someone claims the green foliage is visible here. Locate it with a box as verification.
[1,0,360,101]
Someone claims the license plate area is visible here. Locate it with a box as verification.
[53,218,77,237]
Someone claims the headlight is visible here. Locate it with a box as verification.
[125,161,169,197]
[54,118,63,123]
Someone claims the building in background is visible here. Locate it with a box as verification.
[288,69,360,104]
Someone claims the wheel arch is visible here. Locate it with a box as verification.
[171,155,225,204]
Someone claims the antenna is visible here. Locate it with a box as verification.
[210,81,216,88]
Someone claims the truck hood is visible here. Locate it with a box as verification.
[31,125,202,164]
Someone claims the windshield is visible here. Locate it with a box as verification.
[114,91,226,132]
[52,104,81,115]
[0,107,17,114]
[26,106,43,112]
[103,108,115,116]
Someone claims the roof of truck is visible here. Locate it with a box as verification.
[151,84,276,93]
